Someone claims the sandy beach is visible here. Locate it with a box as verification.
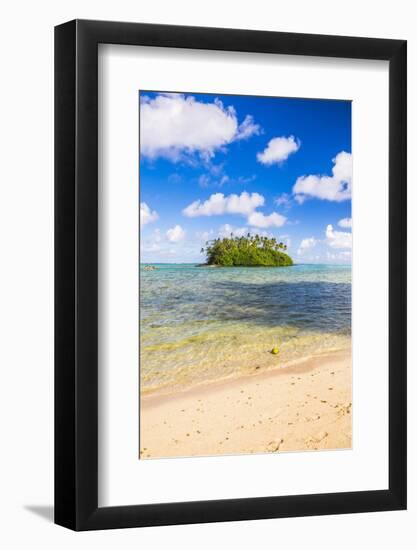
[140,348,352,459]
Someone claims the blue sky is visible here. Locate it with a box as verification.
[140,91,352,264]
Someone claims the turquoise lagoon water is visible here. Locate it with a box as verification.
[140,264,351,395]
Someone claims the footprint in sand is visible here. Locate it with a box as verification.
[337,402,352,417]
[266,438,284,452]
[305,414,321,422]
[305,431,328,448]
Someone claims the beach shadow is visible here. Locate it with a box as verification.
[24,505,54,523]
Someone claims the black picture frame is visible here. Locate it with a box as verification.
[55,19,407,531]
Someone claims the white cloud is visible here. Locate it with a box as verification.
[183,191,264,217]
[198,174,211,188]
[247,211,287,228]
[293,151,352,203]
[141,226,210,262]
[236,174,257,185]
[183,191,287,230]
[297,236,317,256]
[140,229,162,253]
[340,251,352,259]
[198,172,230,189]
[140,202,159,227]
[168,173,183,184]
[325,224,352,249]
[218,224,248,238]
[152,228,162,242]
[274,192,292,209]
[208,163,225,177]
[141,242,161,253]
[166,224,186,242]
[257,136,300,165]
[300,237,317,250]
[235,115,261,140]
[140,93,260,161]
[327,250,351,262]
[195,229,215,242]
[338,217,352,228]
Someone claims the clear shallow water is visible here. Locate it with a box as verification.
[140,264,351,394]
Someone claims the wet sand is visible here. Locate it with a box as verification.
[140,348,352,459]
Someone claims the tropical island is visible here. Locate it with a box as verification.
[200,233,293,267]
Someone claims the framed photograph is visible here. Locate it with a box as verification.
[55,19,407,530]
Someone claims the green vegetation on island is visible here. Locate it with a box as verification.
[200,233,293,267]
